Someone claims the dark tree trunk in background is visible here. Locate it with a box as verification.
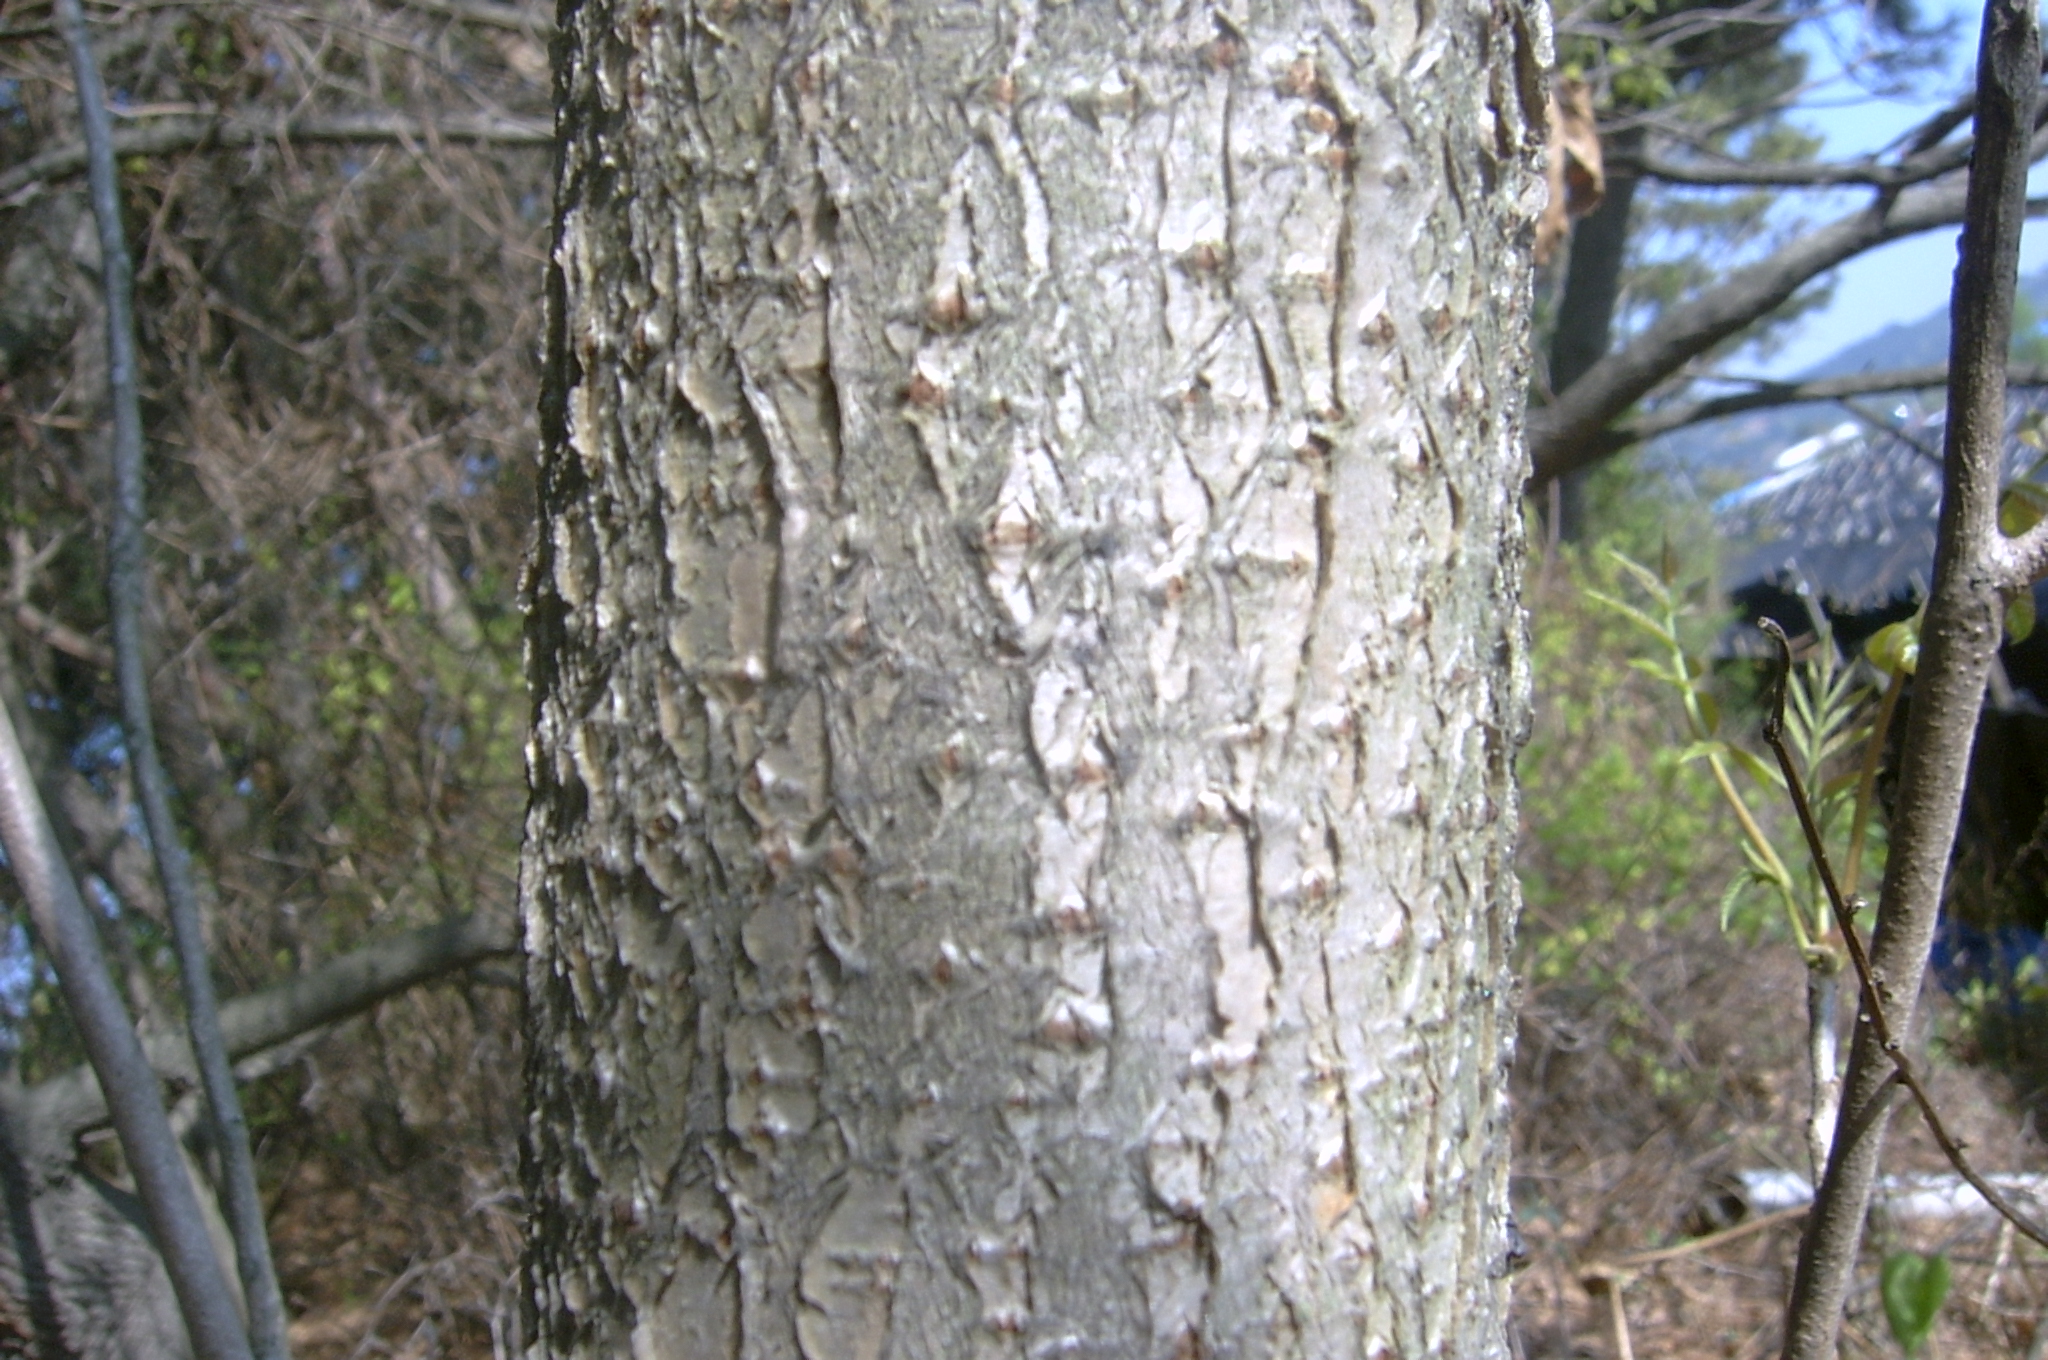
[1546,126,1642,542]
[520,1,1547,1355]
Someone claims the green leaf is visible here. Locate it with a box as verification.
[1602,550,1673,607]
[1625,656,1684,687]
[2001,481,2048,537]
[1864,618,1920,677]
[2009,590,2036,645]
[1737,838,1783,883]
[1717,871,1749,932]
[1881,1251,1949,1355]
[1719,865,1777,931]
[1724,743,1785,792]
[1694,689,1720,737]
[1586,590,1678,647]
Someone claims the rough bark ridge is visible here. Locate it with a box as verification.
[521,1,1546,1356]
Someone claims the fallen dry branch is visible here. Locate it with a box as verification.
[0,110,550,202]
[1582,1203,1812,1281]
[12,910,517,1158]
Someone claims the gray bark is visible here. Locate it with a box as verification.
[0,1125,195,1360]
[521,2,1545,1356]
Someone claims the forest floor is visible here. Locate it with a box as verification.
[1509,912,2048,1360]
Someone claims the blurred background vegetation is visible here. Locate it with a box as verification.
[1515,465,2048,1358]
[0,0,544,1348]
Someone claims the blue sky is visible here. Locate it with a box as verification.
[1748,1,2048,377]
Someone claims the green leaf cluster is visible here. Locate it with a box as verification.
[1880,1250,1950,1355]
[1589,548,1895,958]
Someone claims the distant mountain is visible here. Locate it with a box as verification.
[1641,262,2048,491]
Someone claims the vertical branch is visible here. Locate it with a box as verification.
[0,703,251,1360]
[1779,1,2041,1355]
[50,3,290,1357]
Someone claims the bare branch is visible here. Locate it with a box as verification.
[1528,147,2048,485]
[402,0,551,34]
[1780,1,2043,1355]
[57,5,290,1351]
[0,699,251,1360]
[1899,87,1978,157]
[0,110,551,202]
[18,910,517,1152]
[1886,48,2047,156]
[1603,362,2048,447]
[1612,77,2048,190]
[8,603,112,669]
[1615,139,1974,188]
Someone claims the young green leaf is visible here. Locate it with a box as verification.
[1864,618,1921,677]
[2008,589,2036,645]
[1585,591,1677,647]
[2000,480,2048,537]
[1604,550,1674,608]
[1626,656,1684,687]
[1724,743,1785,793]
[1880,1251,1950,1356]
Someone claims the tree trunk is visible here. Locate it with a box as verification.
[520,3,1547,1356]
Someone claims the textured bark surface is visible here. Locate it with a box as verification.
[520,1,1547,1356]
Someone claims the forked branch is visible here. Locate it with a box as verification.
[1778,1,2043,1354]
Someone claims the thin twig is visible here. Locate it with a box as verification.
[1759,618,2048,1251]
[0,700,252,1360]
[54,3,291,1356]
[0,110,550,202]
[8,603,112,669]
[1580,362,2048,456]
[1583,1203,1810,1276]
